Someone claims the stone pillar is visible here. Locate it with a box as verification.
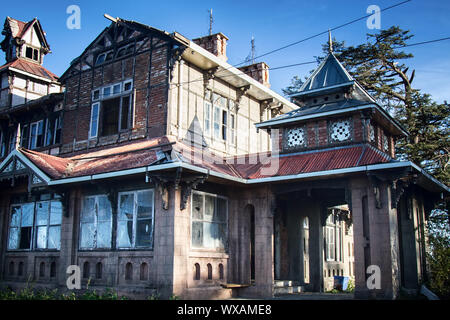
[308,201,323,292]
[153,185,176,298]
[172,187,190,298]
[350,178,370,298]
[58,189,79,289]
[253,187,274,297]
[351,177,401,299]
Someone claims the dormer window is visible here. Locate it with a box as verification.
[116,44,134,58]
[25,46,39,62]
[95,50,114,66]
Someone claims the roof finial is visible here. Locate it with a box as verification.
[328,29,333,53]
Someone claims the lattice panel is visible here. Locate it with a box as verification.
[330,119,351,142]
[285,127,306,148]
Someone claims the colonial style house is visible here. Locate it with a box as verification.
[0,16,447,299]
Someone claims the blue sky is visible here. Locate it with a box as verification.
[1,0,450,103]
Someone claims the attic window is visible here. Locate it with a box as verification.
[116,44,135,58]
[95,50,113,66]
[25,46,39,62]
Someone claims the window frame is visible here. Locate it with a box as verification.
[7,200,62,252]
[79,194,113,250]
[204,100,212,136]
[29,120,44,150]
[116,189,155,250]
[190,190,228,251]
[89,102,100,139]
[90,79,134,138]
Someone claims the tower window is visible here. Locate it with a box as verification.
[25,46,39,62]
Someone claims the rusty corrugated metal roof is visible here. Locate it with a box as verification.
[20,136,392,182]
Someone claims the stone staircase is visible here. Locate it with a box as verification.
[273,280,305,295]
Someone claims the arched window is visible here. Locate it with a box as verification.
[83,261,90,279]
[39,262,45,278]
[194,263,200,280]
[140,263,148,281]
[219,264,224,280]
[207,263,212,280]
[50,262,56,278]
[18,262,24,276]
[125,262,133,280]
[9,261,14,275]
[96,262,102,279]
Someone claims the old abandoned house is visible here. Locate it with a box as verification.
[0,16,448,299]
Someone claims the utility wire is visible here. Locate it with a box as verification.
[172,0,412,88]
[233,0,413,66]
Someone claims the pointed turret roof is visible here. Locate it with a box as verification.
[293,52,354,98]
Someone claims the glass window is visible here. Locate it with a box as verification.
[7,200,62,251]
[204,101,211,136]
[89,103,100,138]
[117,190,154,249]
[213,106,220,139]
[80,195,112,249]
[191,192,227,250]
[229,113,235,145]
[222,110,228,141]
[29,120,44,149]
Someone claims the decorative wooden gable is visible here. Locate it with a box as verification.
[0,150,49,190]
[61,18,173,78]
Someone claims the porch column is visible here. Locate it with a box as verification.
[350,177,401,299]
[308,201,324,292]
[254,186,275,297]
[58,189,80,288]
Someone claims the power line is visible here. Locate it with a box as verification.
[234,0,412,66]
[176,0,411,88]
[394,36,450,49]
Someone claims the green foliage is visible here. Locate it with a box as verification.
[345,278,355,293]
[0,286,127,300]
[426,210,450,299]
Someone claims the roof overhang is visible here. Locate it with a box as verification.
[290,81,355,99]
[181,40,297,114]
[255,102,408,137]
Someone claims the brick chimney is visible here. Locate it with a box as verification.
[192,32,228,62]
[238,62,270,88]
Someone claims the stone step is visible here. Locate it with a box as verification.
[274,280,301,288]
[274,285,305,295]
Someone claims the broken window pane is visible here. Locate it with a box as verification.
[21,203,34,227]
[36,202,49,226]
[204,195,214,222]
[119,194,134,221]
[8,227,19,249]
[50,201,62,225]
[10,206,20,227]
[98,196,112,222]
[96,221,111,248]
[191,192,228,249]
[36,226,47,249]
[137,190,152,218]
[80,223,95,248]
[48,226,60,249]
[117,221,132,248]
[192,222,203,248]
[136,219,152,247]
[192,193,203,220]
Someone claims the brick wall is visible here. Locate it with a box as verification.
[60,34,171,155]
